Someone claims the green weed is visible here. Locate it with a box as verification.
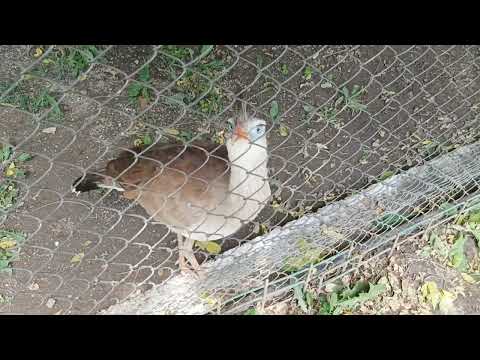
[158,46,227,115]
[0,145,32,214]
[317,281,386,315]
[0,82,63,121]
[127,64,152,109]
[34,45,101,79]
[335,85,367,113]
[0,229,26,272]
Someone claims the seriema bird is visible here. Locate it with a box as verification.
[72,104,271,276]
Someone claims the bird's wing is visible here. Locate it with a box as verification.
[106,142,231,227]
[105,142,229,187]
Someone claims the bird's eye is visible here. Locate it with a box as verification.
[249,125,266,140]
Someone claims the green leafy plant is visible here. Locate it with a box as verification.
[256,54,265,70]
[0,82,63,121]
[270,100,280,122]
[0,229,26,272]
[158,46,227,115]
[293,284,315,314]
[35,45,101,79]
[128,64,152,108]
[335,85,367,113]
[318,281,386,315]
[244,308,258,315]
[200,45,214,57]
[422,209,480,279]
[320,74,335,88]
[32,90,63,120]
[0,293,10,304]
[427,232,450,259]
[174,67,225,114]
[303,66,313,80]
[0,182,17,213]
[448,233,469,272]
[318,106,338,126]
[133,133,154,147]
[161,45,195,62]
[0,145,12,163]
[0,145,32,213]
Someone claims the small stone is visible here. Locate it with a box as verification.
[45,298,56,309]
[28,283,39,291]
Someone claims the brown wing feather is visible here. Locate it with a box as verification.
[105,141,230,228]
[105,142,229,187]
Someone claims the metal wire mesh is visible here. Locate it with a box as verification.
[0,45,479,314]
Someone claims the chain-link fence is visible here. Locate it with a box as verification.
[0,45,479,314]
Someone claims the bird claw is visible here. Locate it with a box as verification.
[177,251,206,280]
[179,265,205,280]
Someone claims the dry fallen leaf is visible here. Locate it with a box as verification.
[259,223,269,234]
[279,126,289,137]
[71,252,84,263]
[196,241,221,255]
[164,128,180,136]
[5,162,16,177]
[138,96,149,111]
[33,47,43,58]
[461,273,476,284]
[0,239,16,250]
[215,131,225,145]
[45,298,56,309]
[42,127,57,134]
[421,281,440,309]
[200,292,218,306]
[205,242,221,254]
[438,290,457,315]
[28,283,40,291]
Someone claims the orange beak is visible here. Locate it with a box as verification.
[233,124,249,141]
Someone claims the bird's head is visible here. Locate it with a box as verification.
[225,103,268,164]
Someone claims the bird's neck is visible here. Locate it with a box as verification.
[228,148,269,194]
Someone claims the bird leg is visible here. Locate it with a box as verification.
[177,234,205,279]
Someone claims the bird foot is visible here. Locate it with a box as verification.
[177,251,206,280]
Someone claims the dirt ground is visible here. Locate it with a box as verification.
[1,45,480,314]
